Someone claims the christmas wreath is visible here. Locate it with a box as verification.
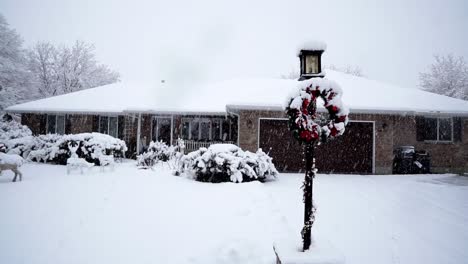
[285,78,349,143]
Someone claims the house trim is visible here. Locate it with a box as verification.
[226,104,468,117]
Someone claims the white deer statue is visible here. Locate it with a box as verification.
[66,142,94,174]
[0,152,24,182]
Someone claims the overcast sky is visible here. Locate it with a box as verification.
[1,0,467,88]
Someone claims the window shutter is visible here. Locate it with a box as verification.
[453,117,463,142]
[118,116,125,140]
[415,116,425,141]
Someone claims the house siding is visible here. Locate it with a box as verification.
[238,110,468,174]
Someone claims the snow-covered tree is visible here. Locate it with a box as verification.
[27,42,58,97]
[419,54,468,100]
[28,40,120,98]
[0,14,34,110]
[0,14,120,110]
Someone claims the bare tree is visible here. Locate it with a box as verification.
[419,54,468,100]
[27,42,58,96]
[27,40,120,98]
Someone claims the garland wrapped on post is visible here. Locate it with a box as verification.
[285,77,349,251]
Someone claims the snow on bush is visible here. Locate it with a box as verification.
[27,133,127,165]
[136,141,177,168]
[0,118,127,165]
[0,118,34,156]
[177,144,278,183]
[0,118,32,141]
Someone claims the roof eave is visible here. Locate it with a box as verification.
[226,104,468,117]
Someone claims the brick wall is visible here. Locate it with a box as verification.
[238,110,468,174]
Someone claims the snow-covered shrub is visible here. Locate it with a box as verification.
[137,141,176,168]
[0,118,34,156]
[27,134,63,163]
[22,133,127,165]
[0,117,32,142]
[0,142,6,153]
[0,117,127,165]
[177,144,278,183]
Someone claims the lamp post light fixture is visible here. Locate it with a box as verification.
[298,49,325,81]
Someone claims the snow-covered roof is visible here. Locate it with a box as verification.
[6,70,468,116]
[297,40,327,52]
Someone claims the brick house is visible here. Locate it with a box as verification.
[6,71,468,174]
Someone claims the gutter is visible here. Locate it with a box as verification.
[226,104,468,117]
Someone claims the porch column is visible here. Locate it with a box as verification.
[136,113,142,154]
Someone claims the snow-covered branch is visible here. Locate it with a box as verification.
[419,54,468,100]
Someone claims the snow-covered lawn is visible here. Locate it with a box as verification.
[1,162,467,264]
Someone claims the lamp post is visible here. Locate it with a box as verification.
[282,43,348,261]
[298,47,324,251]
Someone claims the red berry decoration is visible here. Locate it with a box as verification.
[286,78,349,143]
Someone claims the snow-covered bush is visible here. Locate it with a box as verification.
[0,117,32,141]
[27,134,63,163]
[0,118,34,156]
[0,118,127,165]
[136,141,176,168]
[28,133,127,165]
[177,144,278,183]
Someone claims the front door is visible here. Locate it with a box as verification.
[153,117,172,145]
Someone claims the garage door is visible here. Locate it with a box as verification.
[259,119,374,174]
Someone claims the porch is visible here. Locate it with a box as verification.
[136,114,239,154]
[183,140,236,153]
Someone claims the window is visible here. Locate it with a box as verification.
[46,114,65,134]
[180,117,235,141]
[190,119,199,140]
[438,118,452,141]
[423,118,438,141]
[108,117,118,138]
[200,120,211,141]
[99,116,118,138]
[222,119,231,141]
[99,116,109,134]
[181,120,190,139]
[152,117,171,144]
[417,117,453,142]
[212,119,222,141]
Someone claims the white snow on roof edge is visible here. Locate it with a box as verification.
[5,70,468,117]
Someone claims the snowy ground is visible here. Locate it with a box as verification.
[0,162,467,264]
